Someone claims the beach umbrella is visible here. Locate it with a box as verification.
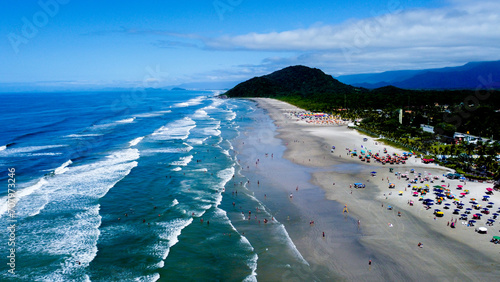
[460,192,467,196]
[488,202,494,205]
[493,213,499,216]
[486,188,493,192]
[469,220,476,223]
[487,219,495,222]
[457,185,463,188]
[433,185,443,188]
[444,203,451,206]
[371,171,377,174]
[483,195,490,198]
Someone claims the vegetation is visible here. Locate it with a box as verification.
[225,65,500,181]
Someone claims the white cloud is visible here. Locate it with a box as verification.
[202,0,500,75]
[206,1,499,51]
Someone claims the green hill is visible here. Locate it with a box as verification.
[225,65,359,99]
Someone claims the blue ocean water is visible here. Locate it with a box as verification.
[0,90,307,281]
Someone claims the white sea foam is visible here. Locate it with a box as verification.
[276,224,309,265]
[193,108,209,119]
[0,144,67,156]
[186,137,208,145]
[0,158,71,217]
[29,152,62,156]
[170,155,193,166]
[226,111,237,121]
[214,207,258,280]
[152,117,196,140]
[54,159,72,175]
[184,143,194,152]
[171,167,182,171]
[192,168,208,172]
[0,178,47,217]
[64,133,102,138]
[201,121,221,136]
[117,117,136,123]
[17,148,140,280]
[134,273,160,282]
[157,218,194,259]
[134,110,171,118]
[0,145,7,151]
[172,96,204,108]
[141,146,192,155]
[171,199,179,207]
[129,137,144,147]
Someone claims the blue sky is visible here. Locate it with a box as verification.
[1,0,499,91]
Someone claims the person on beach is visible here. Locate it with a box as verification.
[322,232,325,238]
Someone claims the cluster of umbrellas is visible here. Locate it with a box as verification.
[398,172,499,232]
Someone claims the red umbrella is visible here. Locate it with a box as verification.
[460,192,467,195]
[486,188,493,192]
[457,185,463,188]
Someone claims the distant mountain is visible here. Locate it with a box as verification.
[225,65,358,98]
[170,87,186,91]
[336,60,500,90]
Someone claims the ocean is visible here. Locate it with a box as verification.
[0,90,309,281]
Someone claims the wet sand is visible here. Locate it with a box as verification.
[243,98,500,281]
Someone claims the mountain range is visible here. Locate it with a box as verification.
[336,60,500,90]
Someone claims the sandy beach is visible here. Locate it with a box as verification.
[240,98,500,281]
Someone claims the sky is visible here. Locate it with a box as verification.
[1,0,499,91]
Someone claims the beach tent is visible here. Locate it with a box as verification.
[476,227,488,234]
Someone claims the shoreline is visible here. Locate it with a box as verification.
[247,98,500,281]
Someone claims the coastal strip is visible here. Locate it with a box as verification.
[248,98,500,281]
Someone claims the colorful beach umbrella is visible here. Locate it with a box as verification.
[486,188,493,192]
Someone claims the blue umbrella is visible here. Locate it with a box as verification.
[454,209,460,211]
[483,207,489,210]
[466,208,472,210]
[469,220,476,223]
[483,195,490,198]
[488,202,494,205]
[487,219,495,222]
[493,213,499,216]
[445,203,451,206]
